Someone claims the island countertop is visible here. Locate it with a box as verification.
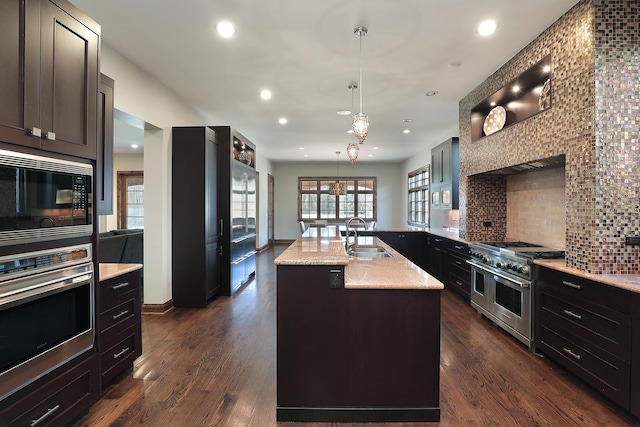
[274,226,443,291]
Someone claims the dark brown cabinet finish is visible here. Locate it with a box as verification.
[445,240,471,301]
[172,127,221,307]
[277,264,441,422]
[430,137,459,210]
[534,265,639,413]
[0,353,99,427]
[97,74,114,215]
[98,269,142,387]
[372,231,428,271]
[0,0,99,159]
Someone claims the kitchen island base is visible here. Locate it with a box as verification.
[276,263,441,423]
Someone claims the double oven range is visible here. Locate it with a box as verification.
[0,149,94,401]
[468,241,565,350]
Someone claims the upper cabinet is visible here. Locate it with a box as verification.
[97,74,114,215]
[0,0,100,159]
[430,137,459,210]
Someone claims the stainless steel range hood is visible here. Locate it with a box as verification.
[484,154,565,175]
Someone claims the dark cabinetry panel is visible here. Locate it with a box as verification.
[98,269,142,387]
[97,74,114,214]
[430,138,459,210]
[372,231,427,271]
[425,234,470,301]
[535,266,638,412]
[0,0,99,159]
[172,127,221,307]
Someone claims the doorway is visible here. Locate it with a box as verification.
[117,170,144,229]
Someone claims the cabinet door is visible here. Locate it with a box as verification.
[441,143,452,184]
[0,0,41,148]
[97,74,114,215]
[205,130,220,298]
[39,0,99,159]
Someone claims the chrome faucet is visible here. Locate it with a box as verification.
[345,217,367,247]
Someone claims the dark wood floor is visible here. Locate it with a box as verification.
[74,245,640,426]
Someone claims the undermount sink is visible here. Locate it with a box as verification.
[346,245,392,258]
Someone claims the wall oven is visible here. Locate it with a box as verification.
[0,149,92,247]
[0,244,94,400]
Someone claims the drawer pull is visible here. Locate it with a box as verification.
[563,309,583,320]
[455,261,463,265]
[114,347,131,359]
[113,309,130,320]
[112,282,130,291]
[563,347,581,360]
[31,405,60,426]
[455,281,463,286]
[454,245,465,250]
[562,280,581,290]
[434,239,443,242]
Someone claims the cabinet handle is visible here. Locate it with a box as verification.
[112,282,130,291]
[31,405,60,426]
[30,127,42,138]
[114,347,131,359]
[455,261,463,265]
[113,309,130,320]
[563,309,582,320]
[43,130,55,141]
[435,238,443,242]
[455,281,463,286]
[562,280,581,290]
[454,245,465,250]
[220,219,224,236]
[563,347,581,360]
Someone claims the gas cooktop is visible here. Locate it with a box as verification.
[477,241,565,259]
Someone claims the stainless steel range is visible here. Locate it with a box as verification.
[467,241,565,349]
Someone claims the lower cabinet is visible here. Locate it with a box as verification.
[444,241,471,301]
[535,265,638,414]
[372,231,428,271]
[0,353,99,427]
[98,268,143,387]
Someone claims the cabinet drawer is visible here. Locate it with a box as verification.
[100,293,140,339]
[100,327,142,386]
[0,355,99,427]
[537,326,630,408]
[536,267,633,313]
[539,291,631,361]
[99,270,142,308]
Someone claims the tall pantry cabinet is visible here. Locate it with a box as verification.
[171,126,257,307]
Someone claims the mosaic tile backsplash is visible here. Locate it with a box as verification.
[459,0,639,274]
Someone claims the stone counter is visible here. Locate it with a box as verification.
[99,263,143,281]
[534,259,640,293]
[274,226,443,291]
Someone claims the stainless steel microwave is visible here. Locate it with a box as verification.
[0,149,93,247]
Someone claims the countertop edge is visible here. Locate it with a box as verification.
[99,263,143,281]
[534,259,640,293]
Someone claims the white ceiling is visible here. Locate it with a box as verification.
[71,0,579,162]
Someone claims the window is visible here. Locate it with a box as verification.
[117,171,144,229]
[298,177,376,221]
[408,166,429,226]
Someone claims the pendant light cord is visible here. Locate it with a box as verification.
[358,33,363,114]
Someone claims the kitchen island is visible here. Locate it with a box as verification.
[274,226,443,422]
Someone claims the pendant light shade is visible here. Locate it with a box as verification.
[346,142,359,164]
[329,151,347,196]
[352,26,370,144]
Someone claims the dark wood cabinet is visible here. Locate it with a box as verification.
[0,0,99,159]
[0,353,99,427]
[426,234,446,280]
[172,127,221,307]
[97,74,115,215]
[372,231,427,271]
[534,265,638,412]
[430,137,459,210]
[98,269,142,387]
[444,240,471,301]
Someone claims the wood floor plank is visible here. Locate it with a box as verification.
[74,245,640,426]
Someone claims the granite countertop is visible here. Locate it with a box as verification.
[534,259,640,294]
[99,263,143,281]
[274,226,443,291]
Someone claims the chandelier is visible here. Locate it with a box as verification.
[352,26,369,144]
[346,142,359,164]
[328,151,347,196]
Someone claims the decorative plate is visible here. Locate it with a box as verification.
[483,106,507,136]
[538,79,551,110]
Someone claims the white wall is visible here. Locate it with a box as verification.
[273,161,404,240]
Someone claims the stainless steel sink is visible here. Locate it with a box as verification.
[346,245,392,258]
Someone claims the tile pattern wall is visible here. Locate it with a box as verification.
[459,0,639,274]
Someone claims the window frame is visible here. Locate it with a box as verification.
[407,165,429,226]
[117,170,144,229]
[298,176,377,222]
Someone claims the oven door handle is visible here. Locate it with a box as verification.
[467,259,531,288]
[0,270,93,307]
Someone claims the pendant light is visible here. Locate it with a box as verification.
[346,141,359,164]
[352,26,370,144]
[329,151,347,196]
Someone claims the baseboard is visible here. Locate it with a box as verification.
[142,299,174,314]
[257,243,270,253]
[275,239,295,245]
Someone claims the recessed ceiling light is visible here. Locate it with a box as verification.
[373,147,379,150]
[543,65,551,73]
[216,21,236,38]
[477,19,497,36]
[403,129,411,134]
[303,154,308,157]
[279,118,288,125]
[425,91,438,97]
[337,109,352,116]
[131,144,139,149]
[260,89,272,100]
[347,129,354,134]
[368,154,373,157]
[299,147,305,150]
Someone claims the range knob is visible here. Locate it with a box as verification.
[511,264,520,272]
[496,262,506,269]
[520,265,530,275]
[506,263,514,270]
